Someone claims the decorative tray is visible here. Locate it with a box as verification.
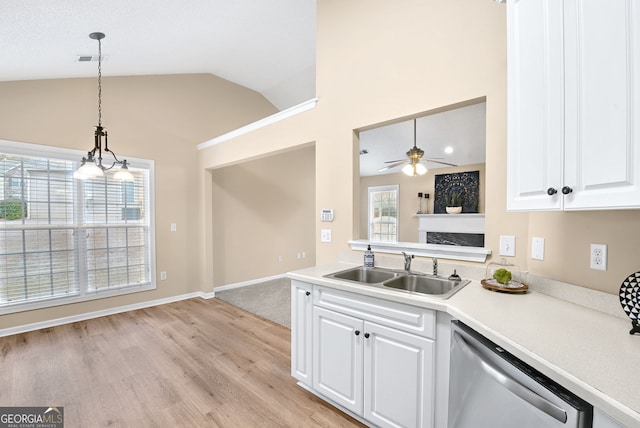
[481,279,529,294]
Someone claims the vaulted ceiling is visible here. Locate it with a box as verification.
[0,0,316,111]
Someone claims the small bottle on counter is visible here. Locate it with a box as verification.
[364,245,375,268]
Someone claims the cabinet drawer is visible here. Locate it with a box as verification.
[314,286,436,339]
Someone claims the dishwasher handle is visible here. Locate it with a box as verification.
[453,331,568,424]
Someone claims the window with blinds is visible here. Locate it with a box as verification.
[0,140,155,313]
[368,185,399,242]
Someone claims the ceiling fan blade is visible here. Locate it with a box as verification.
[378,160,406,171]
[423,159,458,167]
[384,159,407,164]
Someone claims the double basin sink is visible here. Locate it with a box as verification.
[324,266,469,299]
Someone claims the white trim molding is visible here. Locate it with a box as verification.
[197,98,318,150]
[1,273,289,337]
[415,213,485,234]
[0,291,215,338]
[213,273,287,293]
[348,239,491,263]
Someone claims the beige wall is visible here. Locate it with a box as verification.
[360,164,486,242]
[198,0,513,284]
[3,0,635,331]
[0,74,277,329]
[211,144,316,285]
[199,0,640,296]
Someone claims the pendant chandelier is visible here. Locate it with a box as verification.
[73,32,133,181]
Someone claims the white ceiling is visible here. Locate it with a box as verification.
[359,102,486,176]
[0,0,316,111]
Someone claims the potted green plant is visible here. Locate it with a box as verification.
[445,191,463,214]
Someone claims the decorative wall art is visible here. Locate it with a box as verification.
[434,170,480,214]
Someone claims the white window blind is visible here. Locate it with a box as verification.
[0,140,155,312]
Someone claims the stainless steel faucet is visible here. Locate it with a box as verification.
[402,252,414,272]
[432,257,438,276]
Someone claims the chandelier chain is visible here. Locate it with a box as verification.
[97,37,102,127]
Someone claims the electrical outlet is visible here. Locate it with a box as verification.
[160,271,167,280]
[590,243,607,271]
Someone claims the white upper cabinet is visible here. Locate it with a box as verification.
[507,0,640,211]
[507,0,564,211]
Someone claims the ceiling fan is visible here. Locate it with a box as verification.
[378,119,457,176]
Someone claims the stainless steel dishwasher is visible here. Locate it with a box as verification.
[448,321,593,428]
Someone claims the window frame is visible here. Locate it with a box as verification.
[368,184,399,243]
[0,139,156,315]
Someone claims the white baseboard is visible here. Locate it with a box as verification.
[0,291,215,338]
[213,274,287,293]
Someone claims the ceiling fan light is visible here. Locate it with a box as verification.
[415,163,427,175]
[402,163,415,176]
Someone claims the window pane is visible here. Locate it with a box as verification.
[86,226,150,291]
[0,142,153,310]
[368,185,399,243]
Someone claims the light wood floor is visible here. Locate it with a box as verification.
[0,298,365,427]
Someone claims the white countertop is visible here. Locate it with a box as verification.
[288,262,640,427]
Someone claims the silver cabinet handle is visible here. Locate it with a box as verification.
[453,331,567,423]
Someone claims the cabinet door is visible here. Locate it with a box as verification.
[364,322,435,428]
[313,306,364,415]
[506,0,565,211]
[291,281,313,386]
[563,0,640,209]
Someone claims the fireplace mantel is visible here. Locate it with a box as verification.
[415,213,485,234]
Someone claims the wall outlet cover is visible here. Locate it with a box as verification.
[531,237,545,261]
[590,243,607,271]
[499,235,516,256]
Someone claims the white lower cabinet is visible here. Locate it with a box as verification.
[291,280,313,386]
[313,306,364,413]
[292,281,437,428]
[363,322,434,428]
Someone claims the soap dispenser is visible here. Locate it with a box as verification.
[364,245,375,268]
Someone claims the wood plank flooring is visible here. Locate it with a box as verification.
[0,298,365,427]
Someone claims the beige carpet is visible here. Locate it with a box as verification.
[215,277,291,328]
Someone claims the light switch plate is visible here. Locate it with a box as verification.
[499,235,516,256]
[320,229,332,243]
[531,237,545,261]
